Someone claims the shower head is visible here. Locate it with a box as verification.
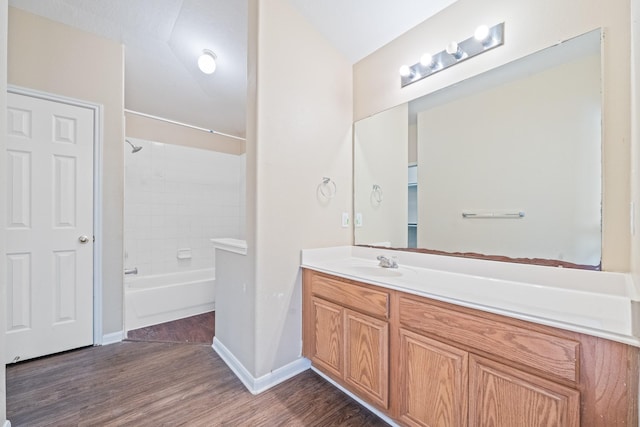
[126,139,143,153]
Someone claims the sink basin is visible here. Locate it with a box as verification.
[348,266,408,277]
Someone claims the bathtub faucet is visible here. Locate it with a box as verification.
[377,255,398,269]
[124,267,138,275]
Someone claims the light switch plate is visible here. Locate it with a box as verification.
[341,212,350,228]
[355,213,363,227]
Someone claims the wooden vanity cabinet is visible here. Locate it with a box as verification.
[396,327,580,427]
[302,269,639,427]
[303,270,390,409]
[397,328,469,427]
[396,294,582,427]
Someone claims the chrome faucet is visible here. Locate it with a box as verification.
[377,255,398,269]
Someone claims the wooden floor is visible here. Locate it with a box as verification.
[7,342,387,426]
[126,311,215,345]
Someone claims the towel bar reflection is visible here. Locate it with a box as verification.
[462,212,525,219]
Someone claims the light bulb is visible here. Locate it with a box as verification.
[446,41,463,59]
[474,25,490,42]
[198,50,217,74]
[399,64,412,78]
[420,53,434,68]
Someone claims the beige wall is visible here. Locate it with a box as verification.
[8,8,125,334]
[0,0,7,422]
[632,0,640,284]
[214,250,254,370]
[125,112,246,155]
[241,0,352,377]
[354,103,408,247]
[354,0,631,272]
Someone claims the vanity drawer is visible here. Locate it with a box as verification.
[310,273,389,319]
[398,296,579,383]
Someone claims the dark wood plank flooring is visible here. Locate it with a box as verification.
[7,341,388,426]
[126,311,215,345]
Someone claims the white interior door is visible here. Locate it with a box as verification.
[5,92,94,363]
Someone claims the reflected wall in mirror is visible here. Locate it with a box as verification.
[354,103,409,248]
[354,29,602,268]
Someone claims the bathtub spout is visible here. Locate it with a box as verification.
[124,267,138,275]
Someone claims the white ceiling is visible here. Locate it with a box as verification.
[289,0,457,63]
[8,0,457,139]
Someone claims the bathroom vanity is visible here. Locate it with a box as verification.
[301,246,640,427]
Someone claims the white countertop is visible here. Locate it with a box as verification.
[301,246,640,347]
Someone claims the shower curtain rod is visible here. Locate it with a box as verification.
[124,109,246,141]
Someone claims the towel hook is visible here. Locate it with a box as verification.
[371,184,383,205]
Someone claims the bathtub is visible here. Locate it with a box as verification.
[125,268,215,331]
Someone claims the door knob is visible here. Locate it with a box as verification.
[79,235,90,244]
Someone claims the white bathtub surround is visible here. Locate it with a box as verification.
[124,138,245,277]
[213,337,311,395]
[301,246,640,347]
[125,268,215,331]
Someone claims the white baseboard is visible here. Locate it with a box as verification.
[212,337,311,395]
[311,367,397,427]
[101,331,124,345]
[252,354,311,395]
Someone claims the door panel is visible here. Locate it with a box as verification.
[469,355,579,427]
[5,92,94,363]
[344,309,389,409]
[398,328,468,427]
[311,297,344,378]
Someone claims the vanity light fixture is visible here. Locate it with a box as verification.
[400,22,505,88]
[198,49,217,74]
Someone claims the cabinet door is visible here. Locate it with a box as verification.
[344,309,389,409]
[398,328,468,427]
[469,355,579,427]
[311,297,343,378]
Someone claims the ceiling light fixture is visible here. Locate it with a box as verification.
[198,49,217,74]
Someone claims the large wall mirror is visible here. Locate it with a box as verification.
[354,29,602,269]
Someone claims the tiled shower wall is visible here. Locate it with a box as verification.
[124,138,245,277]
